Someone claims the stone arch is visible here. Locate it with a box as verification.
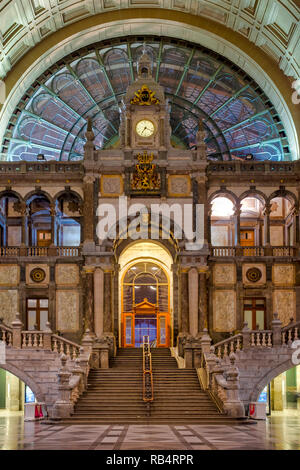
[249,357,295,403]
[267,189,298,209]
[0,12,298,160]
[101,214,182,260]
[0,190,24,203]
[53,189,83,205]
[208,189,238,207]
[238,189,267,207]
[1,361,45,403]
[24,190,54,205]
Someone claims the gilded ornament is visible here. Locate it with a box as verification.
[130,85,160,106]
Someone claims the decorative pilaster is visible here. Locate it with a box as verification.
[83,267,95,333]
[180,267,189,333]
[103,269,113,333]
[83,174,96,250]
[94,267,104,337]
[198,267,209,332]
[188,267,198,336]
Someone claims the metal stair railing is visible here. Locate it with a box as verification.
[142,335,154,416]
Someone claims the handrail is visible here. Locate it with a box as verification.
[142,335,154,416]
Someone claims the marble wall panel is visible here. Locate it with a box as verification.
[56,290,79,332]
[213,290,236,332]
[213,264,236,286]
[273,264,295,286]
[0,265,19,286]
[273,290,295,326]
[0,290,18,325]
[56,264,79,286]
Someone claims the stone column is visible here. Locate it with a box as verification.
[180,267,189,333]
[103,269,113,333]
[263,203,271,246]
[234,203,241,246]
[94,267,104,337]
[83,267,95,333]
[188,267,198,336]
[83,175,95,250]
[195,174,209,250]
[293,209,299,247]
[198,268,209,332]
[172,263,179,342]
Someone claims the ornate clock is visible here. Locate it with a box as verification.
[135,119,155,138]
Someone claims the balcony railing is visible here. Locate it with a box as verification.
[0,246,82,257]
[211,245,297,257]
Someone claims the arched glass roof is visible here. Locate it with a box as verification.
[1,36,290,162]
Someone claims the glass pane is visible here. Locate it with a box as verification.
[255,299,265,305]
[256,310,265,330]
[40,310,49,330]
[28,299,37,307]
[135,315,157,347]
[134,285,157,305]
[125,317,132,344]
[39,299,48,308]
[27,311,36,330]
[244,310,252,329]
[159,316,166,344]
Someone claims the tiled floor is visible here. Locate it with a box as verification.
[0,411,300,450]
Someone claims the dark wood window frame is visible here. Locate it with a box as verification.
[243,297,267,330]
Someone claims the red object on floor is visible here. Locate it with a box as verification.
[249,404,255,417]
[34,404,43,418]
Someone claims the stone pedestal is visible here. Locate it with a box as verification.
[52,355,73,419]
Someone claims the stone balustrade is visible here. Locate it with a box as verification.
[211,245,296,258]
[0,246,82,258]
[196,313,300,415]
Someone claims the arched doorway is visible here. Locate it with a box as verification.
[118,241,173,348]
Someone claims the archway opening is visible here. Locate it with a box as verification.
[118,241,173,348]
[0,368,35,418]
[257,364,300,418]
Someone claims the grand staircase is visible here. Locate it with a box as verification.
[62,348,239,424]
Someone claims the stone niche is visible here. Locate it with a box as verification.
[0,265,19,286]
[56,264,79,286]
[26,264,49,286]
[56,290,79,332]
[168,175,191,197]
[273,290,295,326]
[213,264,236,286]
[243,263,266,286]
[213,290,236,332]
[100,175,123,197]
[273,264,295,286]
[0,290,18,325]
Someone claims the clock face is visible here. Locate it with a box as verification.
[135,119,155,138]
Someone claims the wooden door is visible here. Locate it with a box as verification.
[37,230,52,247]
[240,229,255,246]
